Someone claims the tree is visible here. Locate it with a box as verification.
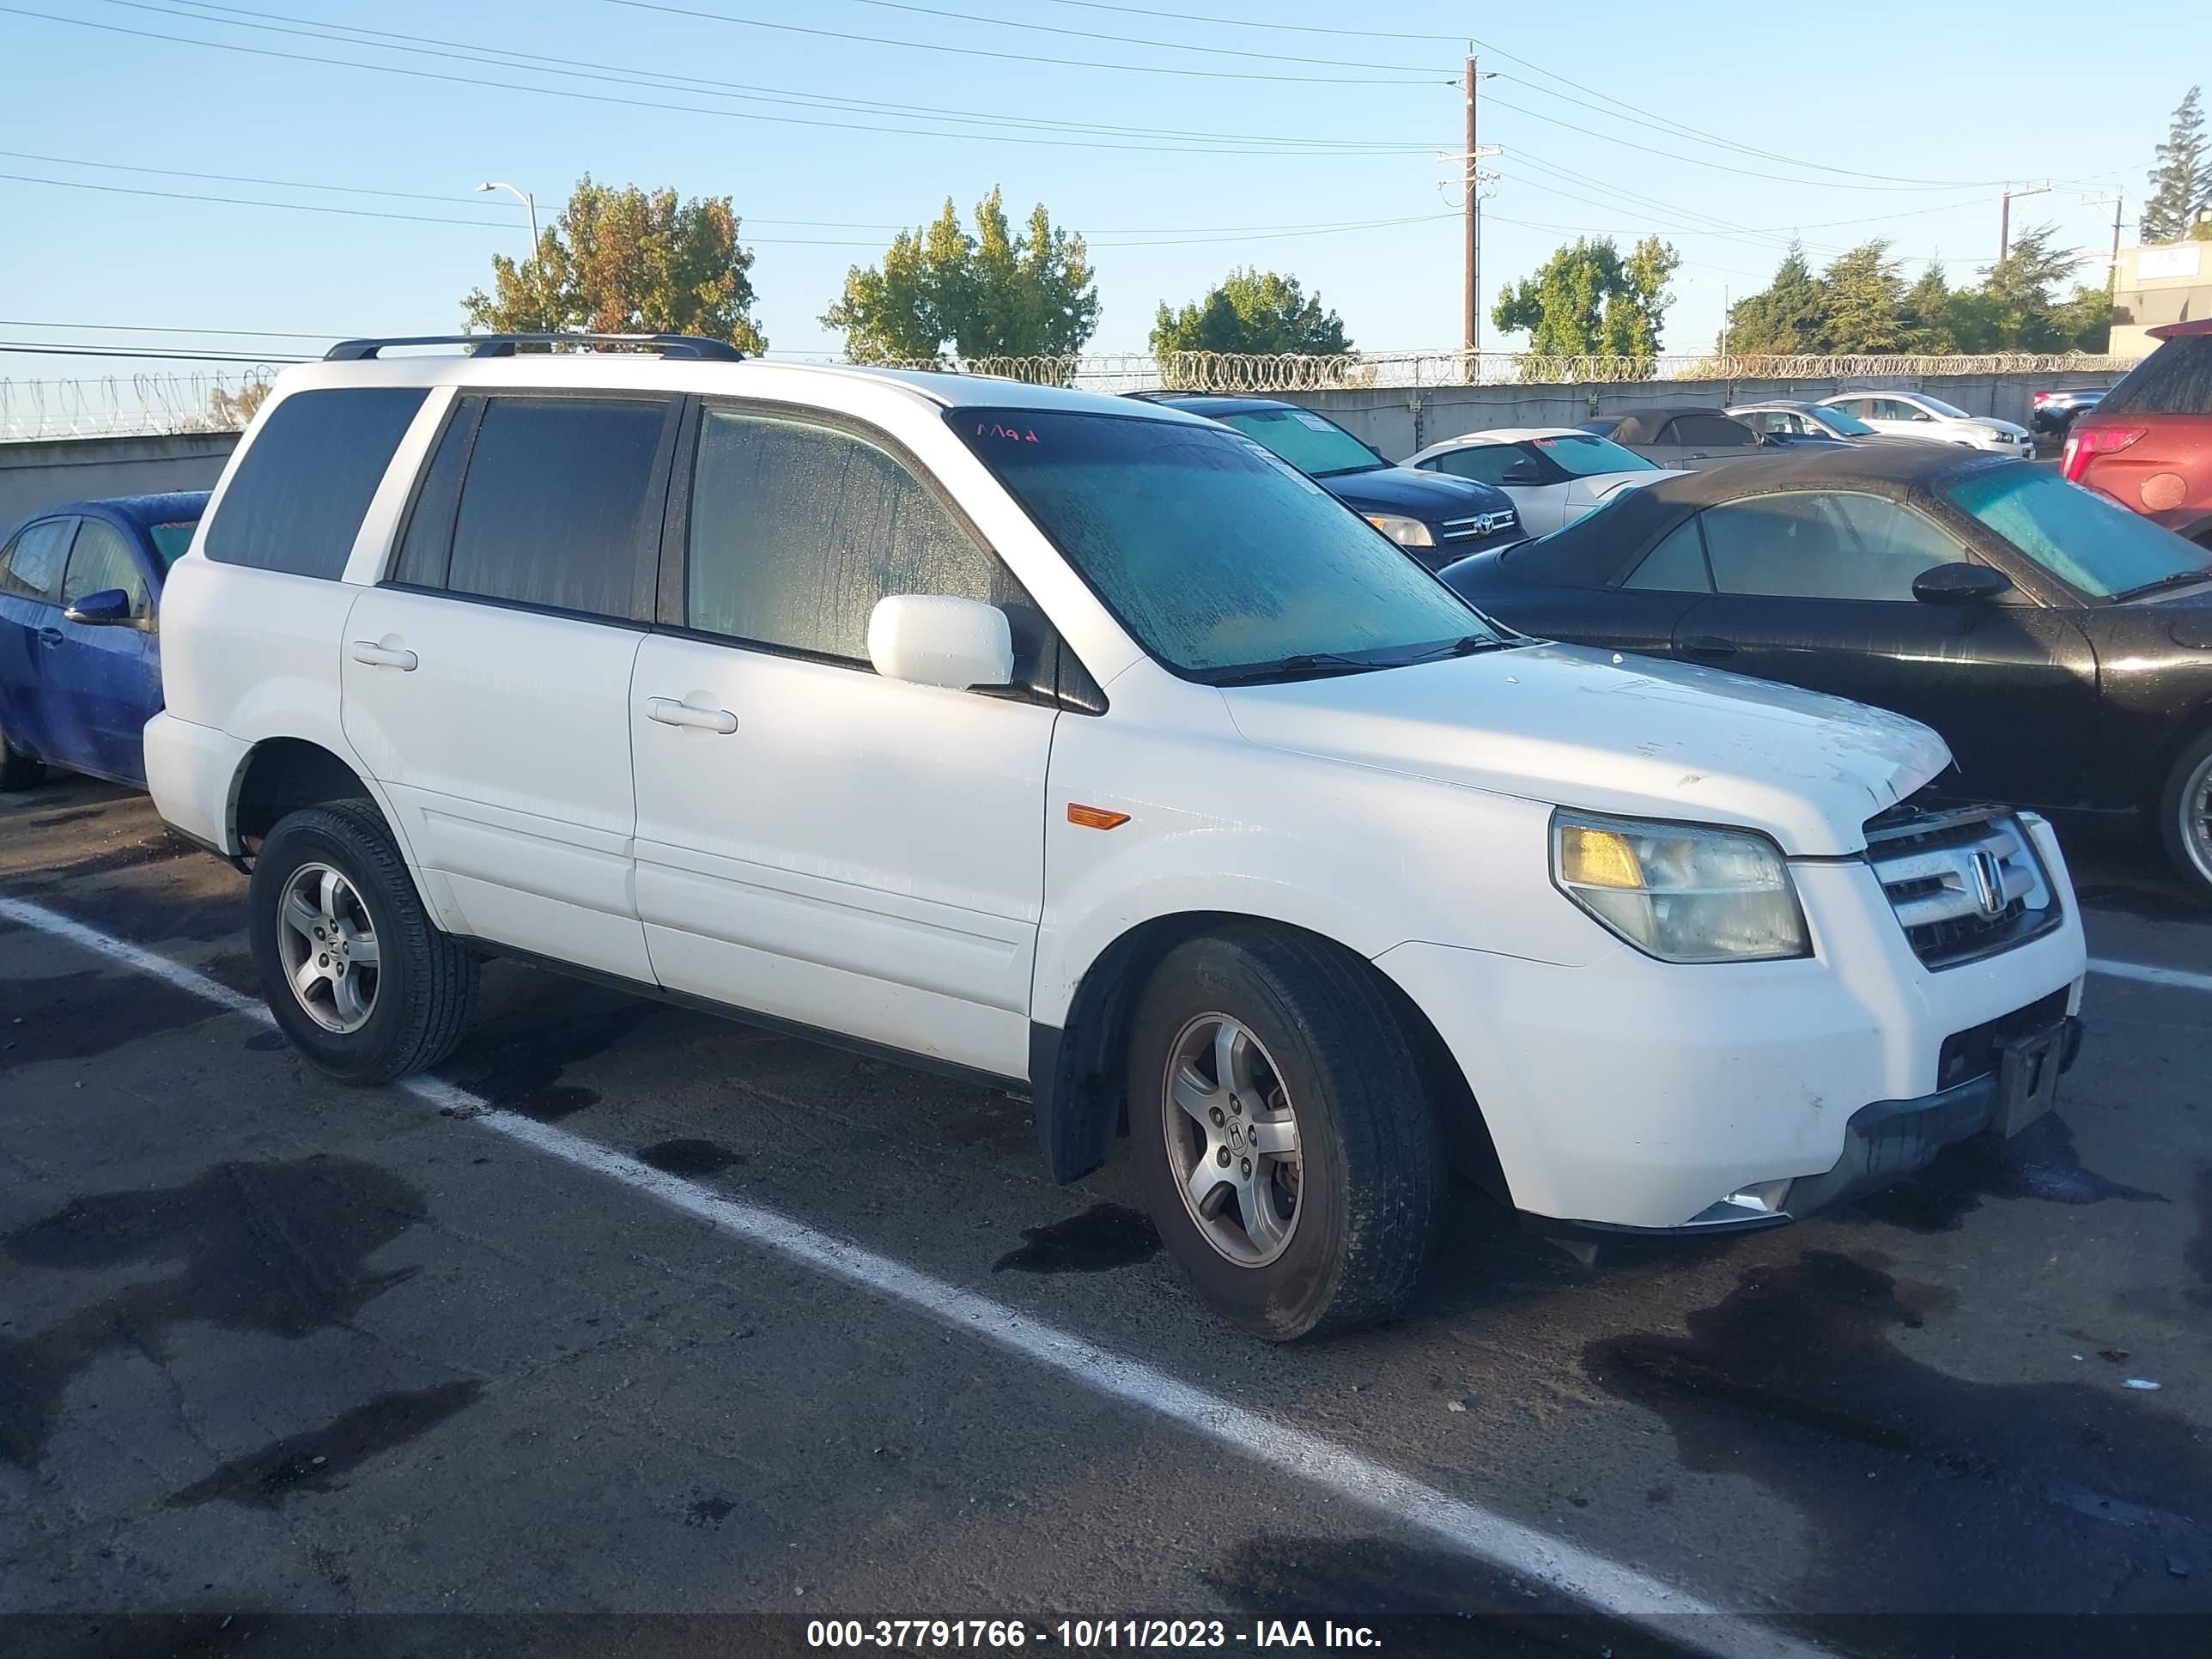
[1820,240,1907,354]
[822,188,1098,366]
[2142,86,2209,244]
[1150,267,1351,357]
[1899,261,1955,353]
[1492,235,1680,364]
[1976,224,2083,351]
[1723,243,1827,355]
[463,176,766,352]
[2051,284,2113,353]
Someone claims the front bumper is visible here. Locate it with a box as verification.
[1372,816,2090,1231]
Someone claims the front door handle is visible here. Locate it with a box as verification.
[646,696,738,734]
[349,640,418,671]
[1681,635,1738,659]
[38,626,63,647]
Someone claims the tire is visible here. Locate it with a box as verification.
[2158,729,2212,905]
[249,799,479,1084]
[1128,926,1441,1341]
[0,720,46,791]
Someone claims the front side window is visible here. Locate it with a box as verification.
[1530,433,1656,476]
[1702,490,1965,601]
[1216,406,1382,478]
[1426,444,1523,487]
[203,387,428,579]
[685,408,1025,664]
[445,396,671,618]
[146,521,198,568]
[952,407,1493,678]
[1946,466,2210,599]
[1915,394,1972,420]
[61,520,150,617]
[1815,405,1875,436]
[0,519,75,602]
[1671,416,1756,447]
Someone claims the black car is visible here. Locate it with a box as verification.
[2032,388,2106,434]
[1438,445,2212,897]
[1577,407,1777,471]
[1127,393,1522,569]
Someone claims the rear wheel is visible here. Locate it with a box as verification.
[1129,927,1440,1341]
[2159,730,2212,905]
[0,721,45,791]
[249,799,479,1083]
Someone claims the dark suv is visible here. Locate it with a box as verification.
[1127,392,1522,569]
[2064,319,2212,547]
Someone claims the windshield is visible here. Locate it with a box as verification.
[1814,405,1875,436]
[1528,433,1657,477]
[1916,395,1972,420]
[1945,466,2210,599]
[147,521,198,568]
[951,408,1497,678]
[1217,406,1383,478]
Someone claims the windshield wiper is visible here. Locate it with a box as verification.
[1206,635,1513,685]
[2112,568,2212,600]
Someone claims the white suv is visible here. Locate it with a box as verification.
[147,334,2089,1340]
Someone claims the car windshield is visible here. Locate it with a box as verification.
[1916,395,1972,420]
[147,521,198,568]
[1217,406,1384,478]
[1814,405,1875,435]
[952,407,1498,678]
[1945,466,2211,599]
[1528,433,1657,476]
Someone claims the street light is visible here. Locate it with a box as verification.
[477,181,546,330]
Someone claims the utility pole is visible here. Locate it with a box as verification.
[1999,182,2050,261]
[1463,56,1479,362]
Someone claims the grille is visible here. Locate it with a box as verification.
[1864,804,2061,970]
[1438,507,1518,544]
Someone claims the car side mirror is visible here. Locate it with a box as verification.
[1911,563,2012,605]
[867,594,1014,690]
[1500,462,1542,484]
[63,587,135,627]
[1366,442,1390,462]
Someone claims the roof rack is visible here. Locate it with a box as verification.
[323,332,744,362]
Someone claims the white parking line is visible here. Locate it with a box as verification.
[2089,957,2212,996]
[0,894,1816,1659]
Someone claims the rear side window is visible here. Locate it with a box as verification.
[684,407,1025,663]
[443,397,673,619]
[1670,416,1754,447]
[1621,519,1711,592]
[62,520,151,617]
[0,518,75,601]
[2098,335,2212,416]
[204,387,428,578]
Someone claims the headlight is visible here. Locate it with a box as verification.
[1550,810,1810,963]
[1364,513,1434,548]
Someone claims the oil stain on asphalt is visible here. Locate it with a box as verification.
[1833,1114,2165,1233]
[635,1139,747,1178]
[1,1157,436,1469]
[444,988,663,1121]
[167,1382,483,1508]
[1585,1249,2212,1614]
[992,1203,1159,1274]
[0,967,222,1070]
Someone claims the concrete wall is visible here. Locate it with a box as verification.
[0,431,239,532]
[1285,369,2125,461]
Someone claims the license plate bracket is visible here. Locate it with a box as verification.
[1996,1024,2064,1138]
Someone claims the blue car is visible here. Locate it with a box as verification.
[0,491,208,790]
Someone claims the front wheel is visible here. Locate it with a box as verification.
[249,799,479,1083]
[1128,927,1441,1341]
[2159,731,2212,905]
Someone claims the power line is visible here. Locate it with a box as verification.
[0,341,311,362]
[3,8,1437,155]
[1030,0,1463,41]
[0,319,338,339]
[153,0,1429,151]
[0,171,538,229]
[0,148,507,211]
[596,0,1444,83]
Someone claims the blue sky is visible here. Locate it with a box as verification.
[0,0,2201,391]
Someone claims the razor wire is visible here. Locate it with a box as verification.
[0,370,280,441]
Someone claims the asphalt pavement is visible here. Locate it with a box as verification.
[2,778,2207,1657]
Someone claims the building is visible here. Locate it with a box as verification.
[2110,237,2212,362]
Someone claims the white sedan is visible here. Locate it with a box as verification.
[1816,391,2035,456]
[1405,427,1665,534]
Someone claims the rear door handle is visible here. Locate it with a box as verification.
[1682,636,1738,659]
[646,696,738,734]
[349,640,418,671]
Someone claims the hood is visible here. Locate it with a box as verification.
[1220,643,1953,856]
[1325,465,1512,522]
[1968,416,2030,438]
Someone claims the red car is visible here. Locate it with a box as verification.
[2063,318,2212,547]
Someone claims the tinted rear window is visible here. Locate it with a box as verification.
[2098,335,2212,416]
[443,397,672,619]
[203,387,428,578]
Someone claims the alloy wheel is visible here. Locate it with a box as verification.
[276,862,381,1033]
[1161,1012,1304,1267]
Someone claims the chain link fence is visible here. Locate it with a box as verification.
[3,349,2134,441]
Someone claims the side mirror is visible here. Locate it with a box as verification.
[1366,442,1391,463]
[867,594,1014,690]
[1912,563,2013,605]
[1500,462,1542,484]
[63,587,135,627]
